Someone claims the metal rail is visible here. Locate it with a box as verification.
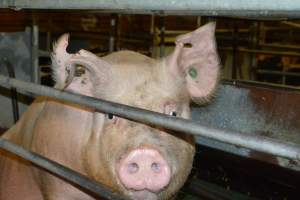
[0,138,124,200]
[2,0,300,17]
[220,47,300,57]
[0,74,300,161]
[256,69,300,77]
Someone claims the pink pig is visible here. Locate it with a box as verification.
[0,22,220,200]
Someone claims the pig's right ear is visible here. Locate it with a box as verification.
[166,22,220,104]
[51,34,111,97]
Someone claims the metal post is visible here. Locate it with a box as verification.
[116,14,121,51]
[159,16,165,57]
[31,25,39,84]
[256,69,300,77]
[249,22,259,81]
[0,75,300,162]
[109,15,116,53]
[150,14,155,57]
[196,16,202,27]
[232,22,238,79]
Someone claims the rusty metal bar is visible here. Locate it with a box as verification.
[0,75,300,162]
[0,138,124,200]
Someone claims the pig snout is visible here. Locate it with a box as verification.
[117,148,171,192]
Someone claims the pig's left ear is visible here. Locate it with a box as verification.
[166,22,220,104]
[51,34,111,97]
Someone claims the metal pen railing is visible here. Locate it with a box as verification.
[0,74,299,162]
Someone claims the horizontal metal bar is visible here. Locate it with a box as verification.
[2,0,300,17]
[259,43,300,50]
[221,47,300,57]
[39,50,51,57]
[0,138,124,200]
[223,79,300,92]
[256,69,300,77]
[0,75,300,161]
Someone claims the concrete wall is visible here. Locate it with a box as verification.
[0,28,33,128]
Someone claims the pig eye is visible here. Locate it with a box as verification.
[107,113,116,120]
[169,111,177,117]
[106,113,118,124]
[164,102,179,117]
[107,113,114,120]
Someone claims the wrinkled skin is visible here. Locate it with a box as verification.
[0,22,220,200]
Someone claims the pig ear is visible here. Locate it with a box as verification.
[166,22,220,104]
[51,34,110,96]
[51,33,72,89]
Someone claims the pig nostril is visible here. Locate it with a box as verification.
[151,162,161,173]
[127,163,139,174]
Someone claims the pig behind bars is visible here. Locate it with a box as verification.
[0,22,220,200]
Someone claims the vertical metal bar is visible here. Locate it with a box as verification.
[109,15,116,53]
[249,22,258,80]
[282,68,287,85]
[46,32,51,52]
[232,22,238,79]
[150,14,155,57]
[31,25,39,84]
[159,16,165,58]
[46,15,52,52]
[196,16,202,27]
[116,14,121,51]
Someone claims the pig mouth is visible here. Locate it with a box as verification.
[129,190,158,200]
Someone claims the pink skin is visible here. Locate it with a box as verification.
[117,148,171,192]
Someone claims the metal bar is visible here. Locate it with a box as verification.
[0,75,300,161]
[31,25,40,84]
[256,69,300,77]
[259,43,300,50]
[232,22,238,79]
[0,138,124,200]
[159,16,165,57]
[39,50,51,57]
[220,47,300,57]
[109,16,116,53]
[223,79,300,92]
[2,0,300,17]
[282,21,300,28]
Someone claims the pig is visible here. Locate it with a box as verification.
[0,22,220,200]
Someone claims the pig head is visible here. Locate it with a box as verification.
[0,22,220,200]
